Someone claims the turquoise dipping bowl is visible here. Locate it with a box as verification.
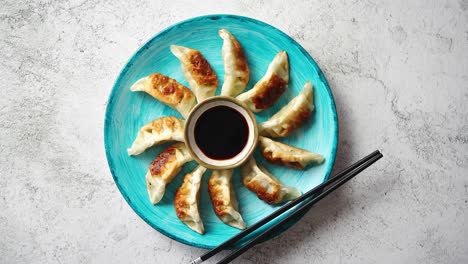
[104,15,338,249]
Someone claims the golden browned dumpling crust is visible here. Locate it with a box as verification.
[219,29,250,97]
[187,50,218,87]
[241,158,301,205]
[174,166,206,234]
[145,143,193,204]
[251,74,288,110]
[258,81,314,138]
[130,73,196,118]
[127,116,185,156]
[258,136,324,169]
[237,51,289,112]
[208,170,246,229]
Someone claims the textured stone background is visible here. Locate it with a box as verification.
[1,0,467,263]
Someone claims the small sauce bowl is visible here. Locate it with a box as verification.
[184,96,258,170]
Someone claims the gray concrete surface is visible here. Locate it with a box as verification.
[1,0,467,263]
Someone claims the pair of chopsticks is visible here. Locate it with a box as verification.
[190,150,383,264]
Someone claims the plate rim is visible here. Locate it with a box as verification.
[104,14,339,249]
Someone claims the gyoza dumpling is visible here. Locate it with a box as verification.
[237,51,289,112]
[241,158,301,204]
[219,29,250,97]
[170,45,218,102]
[130,73,196,118]
[146,143,193,204]
[174,166,206,234]
[127,116,185,156]
[258,81,314,138]
[258,136,324,169]
[208,169,246,229]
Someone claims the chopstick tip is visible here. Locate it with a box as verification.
[189,257,202,264]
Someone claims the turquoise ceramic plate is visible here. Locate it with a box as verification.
[105,15,338,249]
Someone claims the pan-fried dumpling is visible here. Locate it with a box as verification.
[130,73,196,118]
[241,158,301,204]
[146,143,193,204]
[208,169,246,229]
[258,136,324,169]
[127,116,185,156]
[258,81,314,138]
[170,45,218,102]
[174,166,206,234]
[237,51,289,112]
[219,29,250,97]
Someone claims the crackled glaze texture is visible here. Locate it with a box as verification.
[1,0,467,264]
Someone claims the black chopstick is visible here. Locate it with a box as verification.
[189,150,382,264]
[216,151,383,264]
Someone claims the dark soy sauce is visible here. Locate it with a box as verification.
[194,105,249,160]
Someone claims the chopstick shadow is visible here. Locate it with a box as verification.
[228,189,352,264]
[214,74,364,263]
